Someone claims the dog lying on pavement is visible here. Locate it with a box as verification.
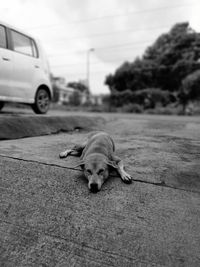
[59,131,132,193]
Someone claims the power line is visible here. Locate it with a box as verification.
[94,41,151,51]
[24,2,199,30]
[51,59,126,69]
[49,49,147,70]
[47,39,153,58]
[58,70,111,77]
[44,24,171,44]
[50,48,147,69]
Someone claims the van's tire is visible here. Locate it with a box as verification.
[32,88,50,114]
[0,101,5,111]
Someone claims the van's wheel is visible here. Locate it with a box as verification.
[0,101,5,111]
[32,88,50,114]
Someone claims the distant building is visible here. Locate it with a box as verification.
[51,76,89,105]
[51,77,74,104]
[90,95,103,105]
[59,86,75,104]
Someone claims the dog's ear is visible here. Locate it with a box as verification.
[106,160,118,169]
[73,160,85,170]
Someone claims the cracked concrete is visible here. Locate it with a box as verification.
[0,154,197,194]
[0,112,200,266]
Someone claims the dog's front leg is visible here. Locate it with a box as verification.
[117,160,132,183]
[59,144,85,158]
[111,155,132,183]
[59,149,75,158]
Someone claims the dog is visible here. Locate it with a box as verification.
[59,131,132,193]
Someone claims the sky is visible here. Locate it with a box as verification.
[0,0,199,94]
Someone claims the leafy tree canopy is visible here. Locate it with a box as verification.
[105,22,200,95]
[67,81,89,93]
[181,70,200,101]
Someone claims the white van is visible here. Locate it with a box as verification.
[0,21,52,114]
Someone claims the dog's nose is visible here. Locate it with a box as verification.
[89,183,99,193]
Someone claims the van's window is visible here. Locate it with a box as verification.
[31,40,38,58]
[0,25,7,48]
[11,30,33,56]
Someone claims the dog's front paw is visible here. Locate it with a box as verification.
[121,172,132,184]
[59,150,71,158]
[59,152,66,158]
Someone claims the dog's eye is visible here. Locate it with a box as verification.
[97,169,104,175]
[86,169,92,175]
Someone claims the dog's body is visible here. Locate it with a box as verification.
[59,131,132,192]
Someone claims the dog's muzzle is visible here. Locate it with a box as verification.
[89,183,99,193]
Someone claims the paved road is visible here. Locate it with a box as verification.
[0,111,200,266]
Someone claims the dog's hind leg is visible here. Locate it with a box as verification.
[59,143,85,159]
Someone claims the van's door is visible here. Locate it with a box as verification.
[0,25,13,99]
[9,29,39,102]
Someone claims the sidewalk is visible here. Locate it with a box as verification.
[0,127,200,266]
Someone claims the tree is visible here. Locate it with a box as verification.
[105,22,200,105]
[105,59,157,93]
[69,90,82,106]
[180,70,200,112]
[67,81,89,93]
[143,22,200,91]
[50,74,61,102]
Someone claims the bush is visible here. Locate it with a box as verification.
[178,70,200,113]
[133,88,173,108]
[145,107,175,115]
[105,88,175,109]
[181,70,200,100]
[106,89,134,107]
[68,90,81,106]
[52,86,60,103]
[120,103,143,113]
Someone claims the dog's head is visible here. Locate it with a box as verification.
[77,153,118,193]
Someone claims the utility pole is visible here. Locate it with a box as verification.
[86,48,94,95]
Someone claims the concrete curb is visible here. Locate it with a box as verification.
[0,115,104,140]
